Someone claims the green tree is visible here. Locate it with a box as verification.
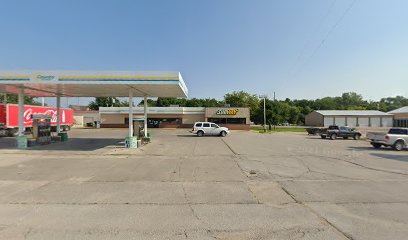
[224,91,260,121]
[378,96,408,112]
[138,99,157,107]
[0,94,41,105]
[88,97,122,110]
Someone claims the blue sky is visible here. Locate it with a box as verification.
[0,0,407,106]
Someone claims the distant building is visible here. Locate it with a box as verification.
[73,110,100,127]
[388,106,408,127]
[69,105,90,111]
[305,110,393,127]
[98,107,250,130]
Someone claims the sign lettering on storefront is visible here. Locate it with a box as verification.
[216,109,239,115]
[31,73,59,83]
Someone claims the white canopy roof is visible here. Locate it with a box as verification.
[99,106,205,115]
[0,70,188,98]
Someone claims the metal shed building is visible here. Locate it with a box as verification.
[305,110,393,127]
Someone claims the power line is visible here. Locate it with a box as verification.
[290,0,358,78]
[288,0,338,76]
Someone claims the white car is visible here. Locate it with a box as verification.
[191,122,229,137]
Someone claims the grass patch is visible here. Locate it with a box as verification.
[251,126,306,133]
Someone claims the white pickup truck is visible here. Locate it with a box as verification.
[367,128,408,151]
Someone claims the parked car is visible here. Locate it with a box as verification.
[320,125,362,140]
[191,122,229,137]
[367,128,408,151]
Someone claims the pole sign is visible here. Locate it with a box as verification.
[216,109,239,115]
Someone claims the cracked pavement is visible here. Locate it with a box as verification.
[0,128,407,239]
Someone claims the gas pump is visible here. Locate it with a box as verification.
[132,120,145,138]
[32,114,52,145]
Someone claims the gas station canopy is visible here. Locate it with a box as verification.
[0,70,189,143]
[0,70,188,98]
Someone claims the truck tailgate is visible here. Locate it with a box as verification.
[367,132,386,141]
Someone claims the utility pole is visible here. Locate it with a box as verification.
[263,97,266,132]
[259,95,267,132]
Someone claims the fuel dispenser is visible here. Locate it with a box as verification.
[32,114,52,145]
[133,119,145,139]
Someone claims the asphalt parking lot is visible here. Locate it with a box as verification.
[0,128,407,240]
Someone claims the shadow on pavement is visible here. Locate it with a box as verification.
[0,137,123,151]
[177,134,197,137]
[348,146,395,152]
[0,137,16,149]
[370,153,408,162]
[30,138,124,151]
[176,134,223,138]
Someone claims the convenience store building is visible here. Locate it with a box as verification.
[99,107,250,130]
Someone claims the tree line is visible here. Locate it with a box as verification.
[88,91,407,125]
[3,91,405,125]
[0,94,41,106]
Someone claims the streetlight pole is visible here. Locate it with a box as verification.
[263,97,266,132]
[259,95,267,132]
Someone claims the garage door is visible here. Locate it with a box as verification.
[382,117,393,127]
[324,117,334,127]
[334,117,346,126]
[371,117,381,127]
[347,117,357,127]
[358,117,369,127]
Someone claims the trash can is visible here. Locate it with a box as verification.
[147,132,152,139]
[137,139,142,148]
[125,137,138,149]
[58,132,69,142]
[16,136,28,149]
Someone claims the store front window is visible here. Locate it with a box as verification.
[396,119,408,127]
[125,117,182,128]
[208,118,246,124]
[148,118,182,128]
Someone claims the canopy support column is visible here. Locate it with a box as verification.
[56,95,61,133]
[144,96,148,137]
[129,90,133,137]
[18,87,25,136]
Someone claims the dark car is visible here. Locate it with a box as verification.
[320,125,362,140]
